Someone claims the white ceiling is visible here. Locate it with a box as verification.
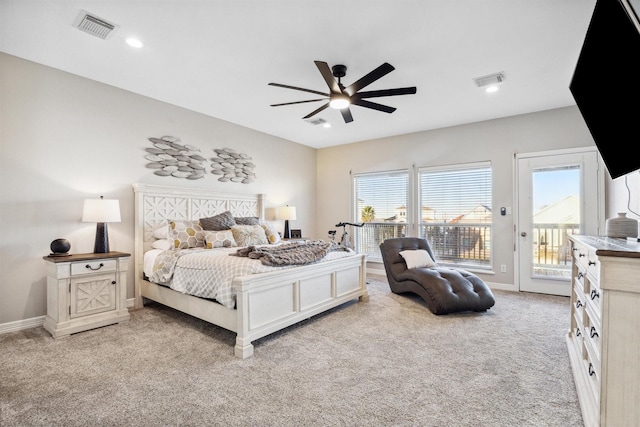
[0,0,596,149]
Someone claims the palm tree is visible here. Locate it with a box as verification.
[361,206,375,222]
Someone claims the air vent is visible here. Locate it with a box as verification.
[305,117,328,126]
[473,72,505,88]
[74,10,119,40]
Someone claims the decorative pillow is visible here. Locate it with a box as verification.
[234,216,260,226]
[204,230,237,249]
[151,239,173,251]
[231,224,268,246]
[399,249,437,269]
[261,222,281,244]
[169,220,206,249]
[152,222,169,239]
[200,211,236,231]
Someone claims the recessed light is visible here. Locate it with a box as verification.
[126,37,143,48]
[323,123,332,128]
[485,85,499,93]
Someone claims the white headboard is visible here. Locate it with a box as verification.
[132,183,265,307]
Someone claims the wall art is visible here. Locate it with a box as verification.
[144,136,206,180]
[210,148,256,184]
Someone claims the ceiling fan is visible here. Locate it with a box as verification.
[268,61,417,123]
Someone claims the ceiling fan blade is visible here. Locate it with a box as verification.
[268,82,329,97]
[351,98,397,114]
[270,98,326,107]
[303,102,330,119]
[355,87,417,99]
[314,61,342,94]
[341,108,354,123]
[344,62,395,96]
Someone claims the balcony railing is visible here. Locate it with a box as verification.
[354,221,580,272]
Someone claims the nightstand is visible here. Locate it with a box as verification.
[42,251,130,338]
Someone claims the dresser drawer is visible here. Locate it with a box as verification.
[71,259,117,276]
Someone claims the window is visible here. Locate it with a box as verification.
[352,170,409,260]
[418,162,492,269]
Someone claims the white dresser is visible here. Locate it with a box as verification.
[43,251,130,338]
[567,235,640,427]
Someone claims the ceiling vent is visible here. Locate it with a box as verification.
[473,72,505,88]
[74,10,119,40]
[305,117,328,126]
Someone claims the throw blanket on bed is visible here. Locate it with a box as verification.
[234,240,351,266]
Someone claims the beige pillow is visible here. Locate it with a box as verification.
[204,230,237,249]
[399,249,437,269]
[231,224,268,246]
[169,220,206,249]
[261,223,281,244]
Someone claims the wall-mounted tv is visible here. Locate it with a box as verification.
[570,0,640,179]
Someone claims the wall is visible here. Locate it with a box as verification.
[317,106,600,283]
[0,53,317,324]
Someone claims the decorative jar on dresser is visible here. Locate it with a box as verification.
[567,235,640,427]
[43,251,130,338]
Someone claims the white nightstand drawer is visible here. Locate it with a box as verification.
[71,259,117,276]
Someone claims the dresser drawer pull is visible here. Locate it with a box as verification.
[590,327,599,338]
[588,363,596,376]
[577,272,584,279]
[86,263,104,271]
[579,253,586,257]
[590,289,599,300]
[575,328,581,337]
[588,260,596,266]
[576,300,583,309]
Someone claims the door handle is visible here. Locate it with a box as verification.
[520,232,527,237]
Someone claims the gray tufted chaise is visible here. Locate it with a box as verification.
[380,237,495,315]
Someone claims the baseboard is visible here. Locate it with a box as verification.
[0,298,137,335]
[0,315,45,334]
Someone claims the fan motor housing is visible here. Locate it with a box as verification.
[332,64,347,78]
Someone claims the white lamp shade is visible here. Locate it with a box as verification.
[277,206,297,221]
[82,198,121,223]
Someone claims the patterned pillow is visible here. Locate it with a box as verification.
[169,220,206,249]
[200,211,236,231]
[204,230,237,249]
[261,223,281,244]
[234,216,260,226]
[231,225,268,246]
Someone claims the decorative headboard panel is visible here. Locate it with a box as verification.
[132,183,265,307]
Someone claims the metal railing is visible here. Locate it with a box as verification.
[353,221,580,271]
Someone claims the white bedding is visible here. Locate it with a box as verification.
[144,244,356,309]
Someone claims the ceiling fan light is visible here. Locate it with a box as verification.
[329,96,350,110]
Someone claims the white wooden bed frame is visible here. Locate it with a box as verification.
[133,183,368,358]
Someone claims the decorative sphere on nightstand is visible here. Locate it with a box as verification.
[50,238,71,255]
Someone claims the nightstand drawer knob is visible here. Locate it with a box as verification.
[86,262,104,271]
[112,281,116,285]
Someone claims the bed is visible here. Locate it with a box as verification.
[133,183,368,358]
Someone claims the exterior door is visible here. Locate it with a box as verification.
[516,148,602,296]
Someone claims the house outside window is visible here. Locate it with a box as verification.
[352,163,493,270]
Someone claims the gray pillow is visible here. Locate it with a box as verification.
[234,216,260,226]
[200,211,237,230]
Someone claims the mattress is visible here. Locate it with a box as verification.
[144,244,356,309]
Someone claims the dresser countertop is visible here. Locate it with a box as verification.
[569,235,640,258]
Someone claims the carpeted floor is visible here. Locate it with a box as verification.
[0,274,583,426]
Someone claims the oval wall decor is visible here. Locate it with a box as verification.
[210,148,256,184]
[145,136,206,180]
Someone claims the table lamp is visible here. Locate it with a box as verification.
[277,206,297,239]
[82,196,121,253]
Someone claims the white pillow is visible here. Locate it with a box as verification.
[152,222,169,239]
[151,239,172,251]
[399,249,437,269]
[231,224,268,246]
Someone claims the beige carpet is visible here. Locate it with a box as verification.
[0,274,583,426]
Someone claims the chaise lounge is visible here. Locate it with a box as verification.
[380,237,495,315]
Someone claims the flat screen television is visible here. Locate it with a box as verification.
[569,0,640,179]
